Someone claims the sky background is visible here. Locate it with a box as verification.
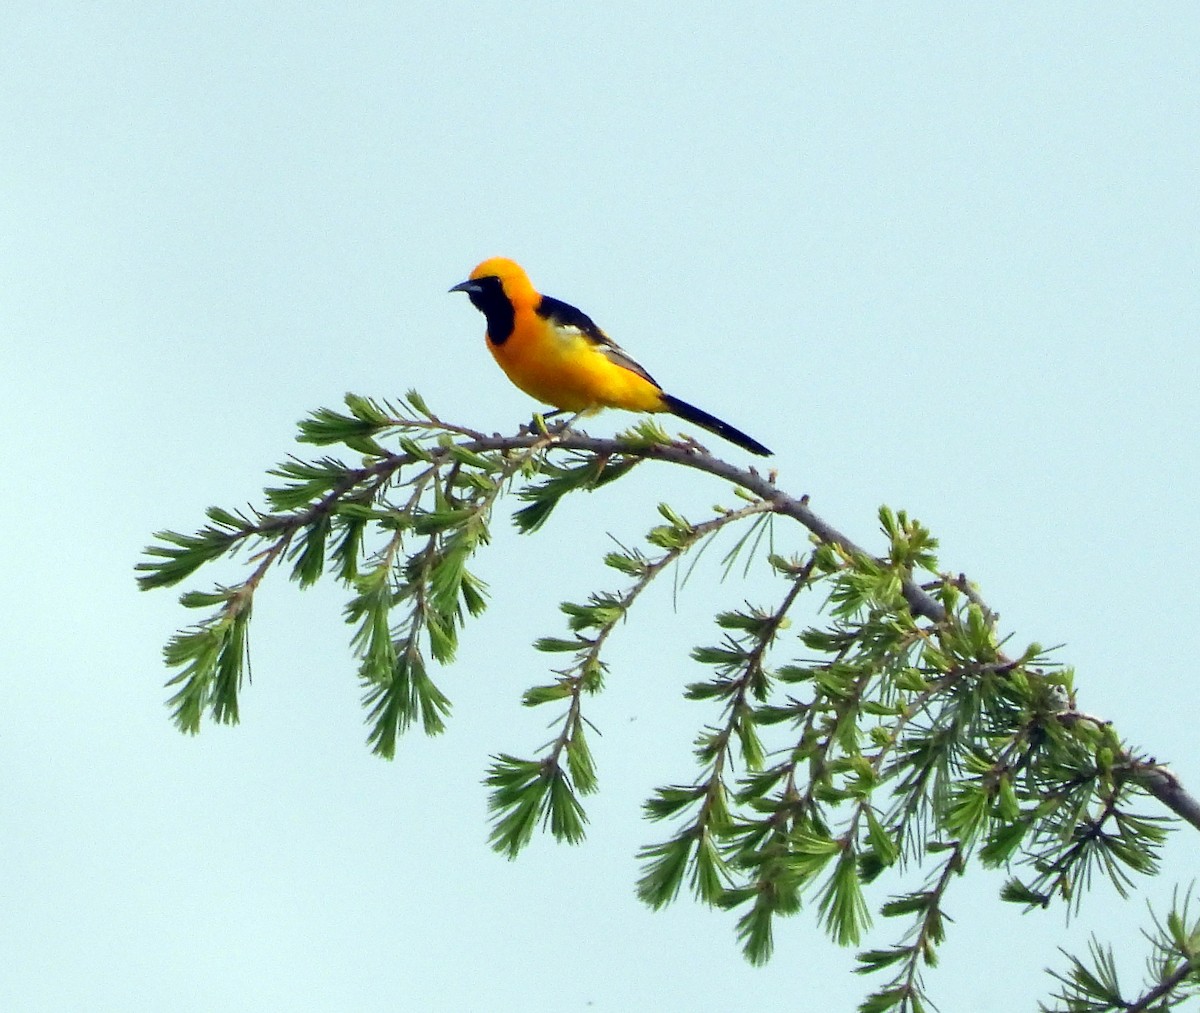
[3,5,1199,1011]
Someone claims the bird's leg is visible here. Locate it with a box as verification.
[553,411,585,437]
[531,409,584,440]
[519,411,556,439]
[533,408,567,433]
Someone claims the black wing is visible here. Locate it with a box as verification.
[536,295,662,390]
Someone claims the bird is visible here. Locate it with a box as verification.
[450,257,772,457]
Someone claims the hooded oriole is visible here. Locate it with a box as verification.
[450,257,772,457]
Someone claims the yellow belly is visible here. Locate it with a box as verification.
[488,328,664,414]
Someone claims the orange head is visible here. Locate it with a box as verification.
[450,257,542,343]
[451,257,539,306]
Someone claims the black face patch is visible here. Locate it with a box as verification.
[466,276,515,344]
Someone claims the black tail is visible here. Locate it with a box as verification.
[660,394,772,457]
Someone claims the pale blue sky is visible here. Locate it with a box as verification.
[2,5,1198,1011]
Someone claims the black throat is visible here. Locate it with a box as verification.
[467,277,515,344]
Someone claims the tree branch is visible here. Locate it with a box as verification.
[1130,762,1200,834]
[146,415,1200,836]
[459,429,949,622]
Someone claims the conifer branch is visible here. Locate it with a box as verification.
[136,394,1200,1011]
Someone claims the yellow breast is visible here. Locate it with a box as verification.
[490,322,664,414]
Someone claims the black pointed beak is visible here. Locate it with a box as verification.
[449,279,481,295]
